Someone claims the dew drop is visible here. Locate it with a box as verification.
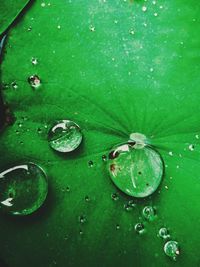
[142,6,147,12]
[159,227,170,239]
[102,155,107,162]
[124,200,136,211]
[48,120,82,153]
[11,81,18,89]
[142,206,156,221]
[116,224,120,230]
[85,195,90,202]
[111,193,119,201]
[0,163,48,215]
[79,215,87,224]
[135,223,145,234]
[88,160,94,167]
[164,241,180,260]
[28,75,41,89]
[31,57,38,65]
[107,133,163,198]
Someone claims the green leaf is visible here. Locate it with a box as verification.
[0,1,200,266]
[0,0,32,35]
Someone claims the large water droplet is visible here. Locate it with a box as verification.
[48,120,82,153]
[164,241,180,260]
[107,133,163,198]
[0,163,48,215]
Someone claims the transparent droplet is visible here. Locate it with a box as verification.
[164,241,180,260]
[116,224,120,230]
[85,195,90,202]
[159,227,170,239]
[142,6,147,12]
[79,215,87,224]
[142,206,156,221]
[135,223,145,234]
[102,155,107,162]
[124,200,136,211]
[11,81,18,89]
[48,120,82,153]
[111,192,119,201]
[88,160,94,167]
[28,75,41,89]
[107,133,163,198]
[31,57,38,65]
[0,163,48,215]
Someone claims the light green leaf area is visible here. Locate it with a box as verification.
[0,0,200,266]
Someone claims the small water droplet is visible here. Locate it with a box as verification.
[28,75,41,89]
[164,241,180,260]
[79,215,87,224]
[135,223,145,234]
[107,133,163,198]
[102,155,107,162]
[129,29,135,35]
[111,193,119,201]
[88,160,94,167]
[142,206,156,221]
[159,227,170,239]
[188,144,194,151]
[11,81,18,89]
[0,163,48,215]
[85,195,90,202]
[31,57,38,65]
[89,25,95,32]
[48,120,82,153]
[124,200,136,211]
[142,6,147,12]
[116,224,120,230]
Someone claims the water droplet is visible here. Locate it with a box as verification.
[48,120,82,153]
[116,224,120,230]
[79,215,87,224]
[188,144,194,151]
[142,6,147,12]
[107,133,163,198]
[159,227,170,239]
[124,200,136,211]
[129,29,135,35]
[89,25,95,32]
[31,57,38,65]
[102,155,107,162]
[135,223,145,234]
[164,241,180,260]
[28,75,41,89]
[11,81,18,89]
[0,163,48,215]
[85,195,90,202]
[111,192,119,201]
[142,206,156,221]
[88,160,94,167]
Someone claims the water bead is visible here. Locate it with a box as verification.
[107,133,163,198]
[48,120,82,153]
[28,75,41,89]
[0,163,48,215]
[159,227,170,239]
[135,223,145,234]
[164,241,180,260]
[142,206,156,221]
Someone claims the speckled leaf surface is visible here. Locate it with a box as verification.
[0,1,200,266]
